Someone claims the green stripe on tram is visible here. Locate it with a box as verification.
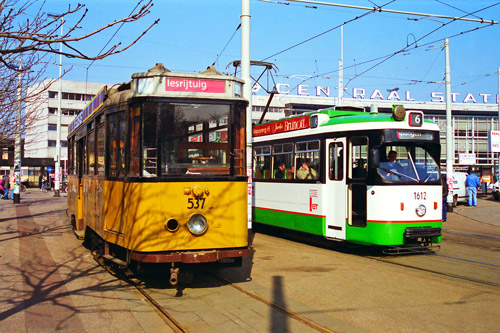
[318,110,435,127]
[346,221,442,246]
[253,208,325,236]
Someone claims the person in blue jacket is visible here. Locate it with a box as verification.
[465,169,481,207]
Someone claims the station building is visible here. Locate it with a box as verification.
[5,80,107,183]
[251,92,500,182]
[4,78,498,184]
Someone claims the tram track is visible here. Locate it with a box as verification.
[107,264,335,332]
[208,270,334,333]
[131,281,188,333]
[366,251,500,288]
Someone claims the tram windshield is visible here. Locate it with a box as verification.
[375,145,440,184]
[129,101,246,177]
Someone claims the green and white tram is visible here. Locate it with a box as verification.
[252,106,442,250]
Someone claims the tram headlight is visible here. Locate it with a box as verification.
[187,214,208,235]
[415,204,426,217]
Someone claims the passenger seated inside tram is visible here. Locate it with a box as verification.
[379,150,404,180]
[297,158,318,180]
[274,162,286,179]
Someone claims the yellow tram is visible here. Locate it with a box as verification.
[67,64,250,283]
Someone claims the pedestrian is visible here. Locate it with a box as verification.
[1,172,10,199]
[442,175,448,221]
[465,169,481,207]
[9,173,15,200]
[38,173,43,189]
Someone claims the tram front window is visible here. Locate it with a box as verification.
[158,102,232,176]
[376,145,440,183]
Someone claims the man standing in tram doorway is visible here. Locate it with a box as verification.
[465,168,481,207]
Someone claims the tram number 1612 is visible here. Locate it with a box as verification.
[414,192,427,200]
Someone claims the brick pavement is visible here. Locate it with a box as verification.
[0,191,169,333]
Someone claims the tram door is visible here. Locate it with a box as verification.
[325,138,347,239]
[348,137,368,227]
[75,138,85,230]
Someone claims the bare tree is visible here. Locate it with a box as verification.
[0,0,159,143]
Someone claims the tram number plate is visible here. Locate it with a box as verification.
[187,197,205,209]
[414,192,426,200]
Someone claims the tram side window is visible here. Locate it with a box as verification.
[129,105,141,177]
[272,143,293,179]
[233,105,246,176]
[253,145,271,179]
[295,140,320,180]
[88,129,95,175]
[329,142,344,181]
[96,125,105,175]
[68,139,74,175]
[82,137,88,175]
[143,103,157,177]
[108,112,125,178]
[349,137,368,179]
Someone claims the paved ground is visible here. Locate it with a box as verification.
[0,190,498,332]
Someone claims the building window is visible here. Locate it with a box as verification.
[48,124,57,131]
[63,109,79,116]
[2,148,8,160]
[48,140,68,147]
[48,91,58,99]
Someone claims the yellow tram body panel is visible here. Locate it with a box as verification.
[72,177,248,252]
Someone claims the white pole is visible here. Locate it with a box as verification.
[13,59,22,203]
[497,67,500,180]
[338,25,343,106]
[445,38,453,211]
[241,0,252,229]
[54,17,63,197]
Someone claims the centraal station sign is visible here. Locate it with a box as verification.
[253,83,499,104]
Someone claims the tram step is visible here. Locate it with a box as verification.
[73,229,85,240]
[102,255,128,269]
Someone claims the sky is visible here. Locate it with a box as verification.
[23,0,500,105]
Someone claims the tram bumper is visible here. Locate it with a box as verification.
[404,227,442,242]
[130,247,250,264]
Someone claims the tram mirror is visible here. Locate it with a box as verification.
[371,149,380,166]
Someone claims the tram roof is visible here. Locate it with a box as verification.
[253,106,438,138]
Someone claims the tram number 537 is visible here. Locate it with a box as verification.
[414,192,427,200]
[188,197,205,209]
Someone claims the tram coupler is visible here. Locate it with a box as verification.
[170,265,179,285]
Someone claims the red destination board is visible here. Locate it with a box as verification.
[253,115,310,137]
[165,78,225,93]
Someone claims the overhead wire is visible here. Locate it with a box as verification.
[261,0,397,61]
[212,23,241,67]
[434,0,482,20]
[85,0,144,83]
[282,3,499,94]
[257,0,498,96]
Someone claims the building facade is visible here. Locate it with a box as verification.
[19,79,499,184]
[251,94,500,182]
[21,79,107,183]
